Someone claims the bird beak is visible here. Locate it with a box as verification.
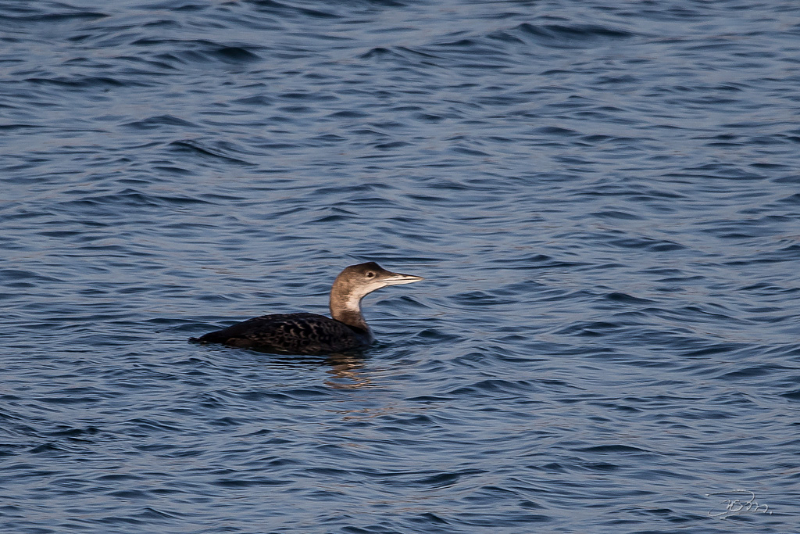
[382,272,424,286]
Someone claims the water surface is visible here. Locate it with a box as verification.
[2,0,799,532]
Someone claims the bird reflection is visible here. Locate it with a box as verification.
[246,349,372,389]
[324,353,372,389]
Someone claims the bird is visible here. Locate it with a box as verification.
[190,262,423,354]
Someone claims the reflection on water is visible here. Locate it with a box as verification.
[325,354,372,390]
[246,350,372,389]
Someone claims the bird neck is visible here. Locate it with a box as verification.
[330,291,370,333]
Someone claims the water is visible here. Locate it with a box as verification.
[2,0,799,532]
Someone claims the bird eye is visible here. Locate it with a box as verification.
[366,271,375,278]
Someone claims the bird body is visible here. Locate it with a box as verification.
[192,313,369,353]
[191,262,423,354]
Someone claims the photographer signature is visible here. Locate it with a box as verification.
[706,489,773,519]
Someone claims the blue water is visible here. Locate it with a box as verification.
[2,0,799,532]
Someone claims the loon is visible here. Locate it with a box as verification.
[190,262,423,354]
